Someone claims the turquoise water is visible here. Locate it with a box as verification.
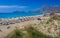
[0,13,43,18]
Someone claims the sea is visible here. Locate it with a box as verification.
[0,13,43,18]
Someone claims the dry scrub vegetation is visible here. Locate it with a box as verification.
[5,15,60,38]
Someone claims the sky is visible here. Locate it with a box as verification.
[0,0,60,13]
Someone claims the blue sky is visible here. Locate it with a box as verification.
[0,0,60,13]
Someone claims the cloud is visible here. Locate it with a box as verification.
[18,6,28,9]
[0,6,28,9]
[0,6,28,12]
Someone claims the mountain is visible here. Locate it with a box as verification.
[40,5,60,13]
[13,11,26,13]
[13,10,42,15]
[13,5,60,14]
[39,5,60,16]
[33,5,60,14]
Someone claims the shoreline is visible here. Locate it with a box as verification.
[0,15,44,26]
[0,14,43,19]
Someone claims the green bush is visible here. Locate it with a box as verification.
[5,28,23,38]
[5,26,53,38]
[7,26,10,29]
[26,27,53,38]
[0,29,2,32]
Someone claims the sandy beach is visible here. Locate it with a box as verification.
[0,15,50,38]
[0,19,40,38]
